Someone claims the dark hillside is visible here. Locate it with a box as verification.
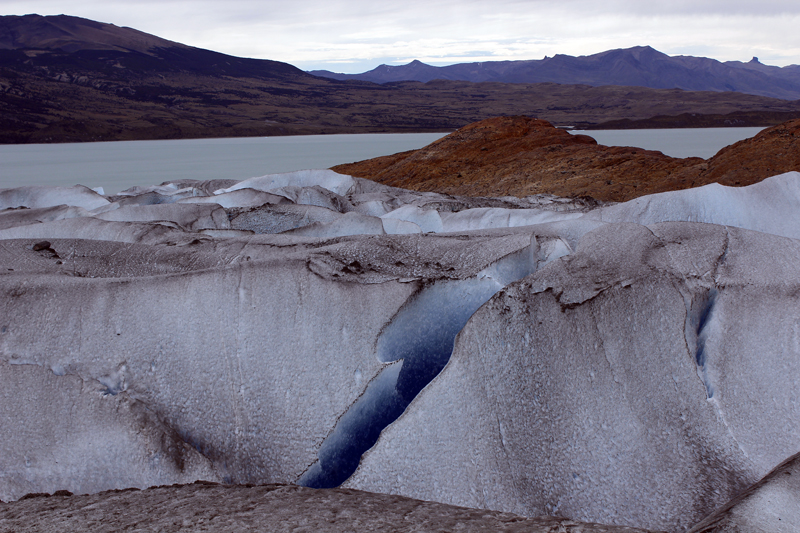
[2,15,800,143]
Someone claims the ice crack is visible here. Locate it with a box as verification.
[686,288,718,399]
[298,241,542,488]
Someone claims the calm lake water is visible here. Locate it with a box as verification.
[0,127,766,195]
[571,127,765,160]
[0,133,447,195]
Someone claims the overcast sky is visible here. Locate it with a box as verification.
[3,0,800,72]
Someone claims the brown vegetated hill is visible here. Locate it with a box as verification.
[700,119,800,186]
[332,116,800,202]
[3,15,800,144]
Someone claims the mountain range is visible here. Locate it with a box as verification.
[3,14,800,144]
[311,47,800,101]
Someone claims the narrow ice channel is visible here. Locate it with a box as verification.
[693,288,718,399]
[299,236,571,488]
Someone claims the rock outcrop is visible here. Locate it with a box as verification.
[332,116,800,202]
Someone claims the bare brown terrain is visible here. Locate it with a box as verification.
[588,109,800,129]
[5,66,800,145]
[332,116,800,202]
[0,482,660,533]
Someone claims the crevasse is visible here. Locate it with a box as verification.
[299,236,571,488]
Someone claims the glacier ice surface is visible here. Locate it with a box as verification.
[1,167,800,533]
[345,221,800,531]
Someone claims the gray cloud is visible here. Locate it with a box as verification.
[2,0,799,70]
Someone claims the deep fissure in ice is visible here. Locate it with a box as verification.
[299,242,548,488]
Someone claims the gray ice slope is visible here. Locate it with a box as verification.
[0,360,219,499]
[0,217,199,245]
[689,451,800,533]
[270,185,355,213]
[228,204,343,234]
[381,206,444,233]
[6,171,800,242]
[215,169,356,197]
[348,171,800,238]
[283,211,386,238]
[0,185,109,211]
[298,234,572,488]
[177,189,289,209]
[3,168,800,519]
[93,203,231,231]
[0,205,91,231]
[440,207,585,232]
[346,221,800,532]
[0,229,551,501]
[0,246,410,500]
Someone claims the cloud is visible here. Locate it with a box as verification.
[2,0,800,70]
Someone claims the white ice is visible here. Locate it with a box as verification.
[214,170,356,197]
[380,205,443,233]
[584,171,800,239]
[0,185,109,211]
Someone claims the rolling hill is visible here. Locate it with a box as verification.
[2,15,800,144]
[311,46,800,101]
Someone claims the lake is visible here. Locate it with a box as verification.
[0,133,448,195]
[571,127,765,159]
[0,127,766,194]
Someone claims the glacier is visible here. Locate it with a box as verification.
[1,168,799,532]
[344,221,800,531]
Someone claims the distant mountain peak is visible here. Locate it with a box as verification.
[311,46,800,100]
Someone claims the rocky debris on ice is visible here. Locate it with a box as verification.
[0,483,659,533]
